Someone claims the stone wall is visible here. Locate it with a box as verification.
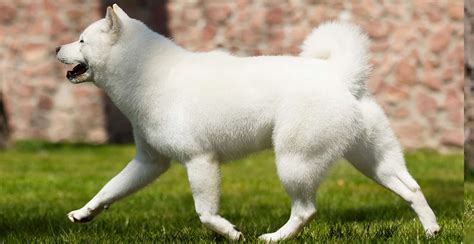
[0,0,464,151]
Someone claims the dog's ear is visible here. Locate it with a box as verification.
[105,6,121,42]
[112,4,130,19]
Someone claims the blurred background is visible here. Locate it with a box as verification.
[0,0,464,150]
[465,1,474,175]
[465,2,474,241]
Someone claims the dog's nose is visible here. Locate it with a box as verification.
[55,46,61,54]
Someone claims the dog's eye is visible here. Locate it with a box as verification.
[80,39,84,43]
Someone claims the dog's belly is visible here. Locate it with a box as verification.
[205,118,274,161]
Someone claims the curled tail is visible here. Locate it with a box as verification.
[300,21,371,98]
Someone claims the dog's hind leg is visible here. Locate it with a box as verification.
[67,135,170,223]
[259,153,331,242]
[185,154,243,241]
[344,106,440,236]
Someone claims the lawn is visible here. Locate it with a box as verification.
[466,178,474,243]
[0,141,464,242]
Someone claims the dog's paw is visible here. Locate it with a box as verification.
[228,230,243,241]
[67,208,96,223]
[258,232,283,242]
[425,224,441,237]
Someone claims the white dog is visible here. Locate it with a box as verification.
[56,4,439,241]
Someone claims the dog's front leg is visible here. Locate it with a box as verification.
[67,149,170,223]
[185,154,243,241]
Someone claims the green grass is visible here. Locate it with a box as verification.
[466,178,474,243]
[0,141,463,242]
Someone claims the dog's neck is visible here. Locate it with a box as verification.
[93,31,187,124]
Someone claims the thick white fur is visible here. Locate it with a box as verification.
[57,5,439,241]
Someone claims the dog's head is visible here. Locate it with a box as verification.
[56,4,129,84]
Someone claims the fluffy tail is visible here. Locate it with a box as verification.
[300,21,371,98]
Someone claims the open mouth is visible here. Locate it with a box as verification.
[66,63,88,81]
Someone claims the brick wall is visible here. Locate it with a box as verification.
[0,0,464,151]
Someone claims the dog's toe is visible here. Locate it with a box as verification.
[67,209,94,224]
[258,233,279,242]
[67,213,76,223]
[229,231,243,241]
[425,225,441,237]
